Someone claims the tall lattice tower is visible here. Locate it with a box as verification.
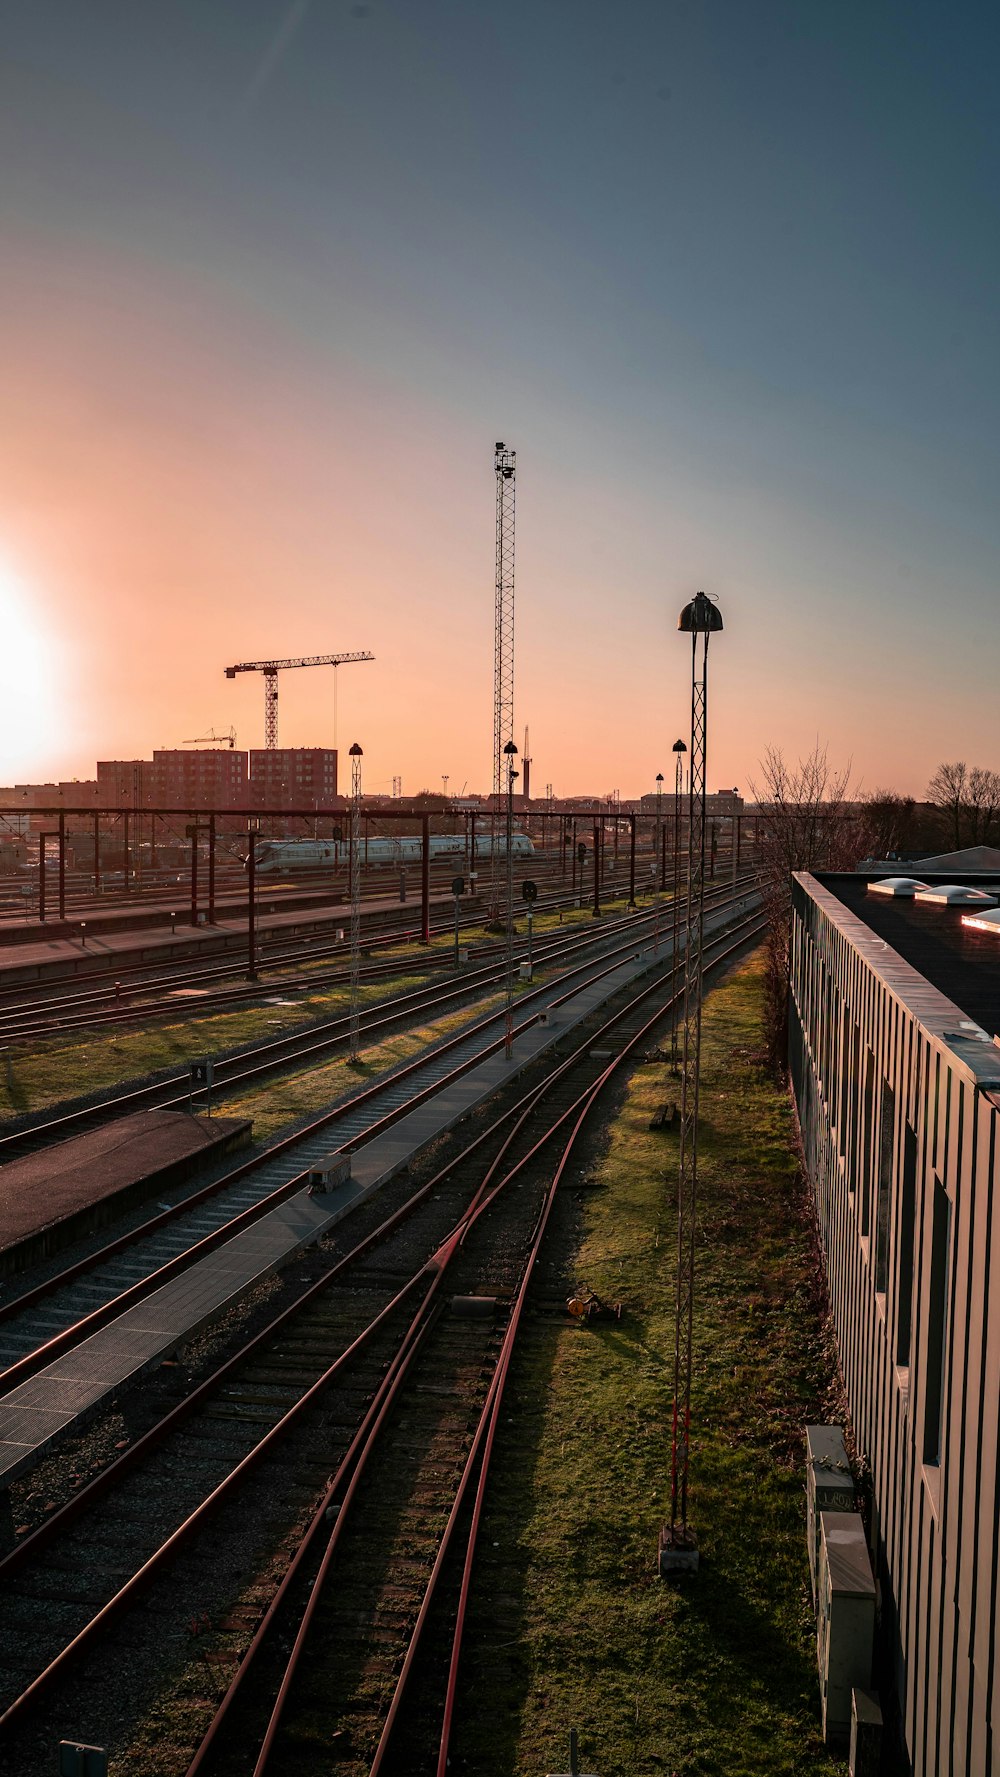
[490,442,516,918]
[660,590,723,1578]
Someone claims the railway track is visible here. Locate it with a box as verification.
[0,878,755,1165]
[0,907,764,1772]
[0,892,755,1387]
[0,868,654,1042]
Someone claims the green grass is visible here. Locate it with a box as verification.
[218,990,506,1142]
[457,952,846,1777]
[0,891,649,1129]
[0,971,429,1124]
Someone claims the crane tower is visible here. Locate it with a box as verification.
[224,652,375,750]
[491,443,516,916]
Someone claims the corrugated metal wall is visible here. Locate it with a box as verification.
[789,873,1000,1777]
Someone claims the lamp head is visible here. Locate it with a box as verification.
[678,590,723,633]
[672,738,687,754]
[348,743,363,757]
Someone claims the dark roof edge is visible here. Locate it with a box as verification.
[797,872,1000,1090]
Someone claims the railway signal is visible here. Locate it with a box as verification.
[451,873,465,967]
[521,878,537,976]
[189,1058,214,1117]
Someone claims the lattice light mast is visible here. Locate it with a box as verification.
[660,592,723,1579]
[348,743,364,1062]
[503,739,519,1059]
[491,442,516,919]
[670,738,687,1068]
[653,772,664,954]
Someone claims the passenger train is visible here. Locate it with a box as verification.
[250,832,534,874]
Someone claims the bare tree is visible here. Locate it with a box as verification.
[924,761,1000,850]
[926,761,968,848]
[860,788,918,860]
[965,767,1000,845]
[750,745,873,1073]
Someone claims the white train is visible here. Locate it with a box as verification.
[251,832,534,874]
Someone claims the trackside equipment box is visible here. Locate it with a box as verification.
[817,1511,875,1748]
[805,1424,855,1602]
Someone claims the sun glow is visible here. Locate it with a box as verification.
[0,558,61,782]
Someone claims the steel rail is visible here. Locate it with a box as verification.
[3,954,644,1587]
[183,911,766,1775]
[390,916,770,1777]
[0,910,764,1754]
[0,896,717,1389]
[0,861,662,1036]
[0,885,757,1418]
[0,858,579,1008]
[0,1265,434,1739]
[0,989,597,1744]
[0,876,752,1166]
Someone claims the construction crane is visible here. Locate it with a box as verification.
[224,652,375,750]
[184,727,237,749]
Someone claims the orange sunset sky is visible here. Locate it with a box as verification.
[2,4,999,801]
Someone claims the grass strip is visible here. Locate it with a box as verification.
[457,952,847,1777]
[0,896,648,1126]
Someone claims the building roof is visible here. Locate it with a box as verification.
[911,845,1000,871]
[821,871,1000,1039]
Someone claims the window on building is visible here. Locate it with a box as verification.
[860,1047,875,1230]
[875,1081,895,1290]
[896,1121,917,1365]
[923,1175,951,1466]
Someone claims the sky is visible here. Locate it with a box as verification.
[0,0,998,800]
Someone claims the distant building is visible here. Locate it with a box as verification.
[250,748,338,807]
[637,789,744,818]
[151,749,249,809]
[96,760,151,805]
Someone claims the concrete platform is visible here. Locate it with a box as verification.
[0,899,758,1493]
[0,890,464,989]
[0,1111,251,1278]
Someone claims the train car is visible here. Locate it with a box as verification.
[251,833,534,874]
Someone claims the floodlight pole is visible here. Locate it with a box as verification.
[670,739,687,1067]
[349,744,364,1060]
[653,773,664,954]
[661,592,722,1578]
[491,442,516,921]
[246,820,258,981]
[503,740,518,1059]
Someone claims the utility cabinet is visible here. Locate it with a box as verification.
[817,1512,875,1748]
[805,1424,855,1602]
